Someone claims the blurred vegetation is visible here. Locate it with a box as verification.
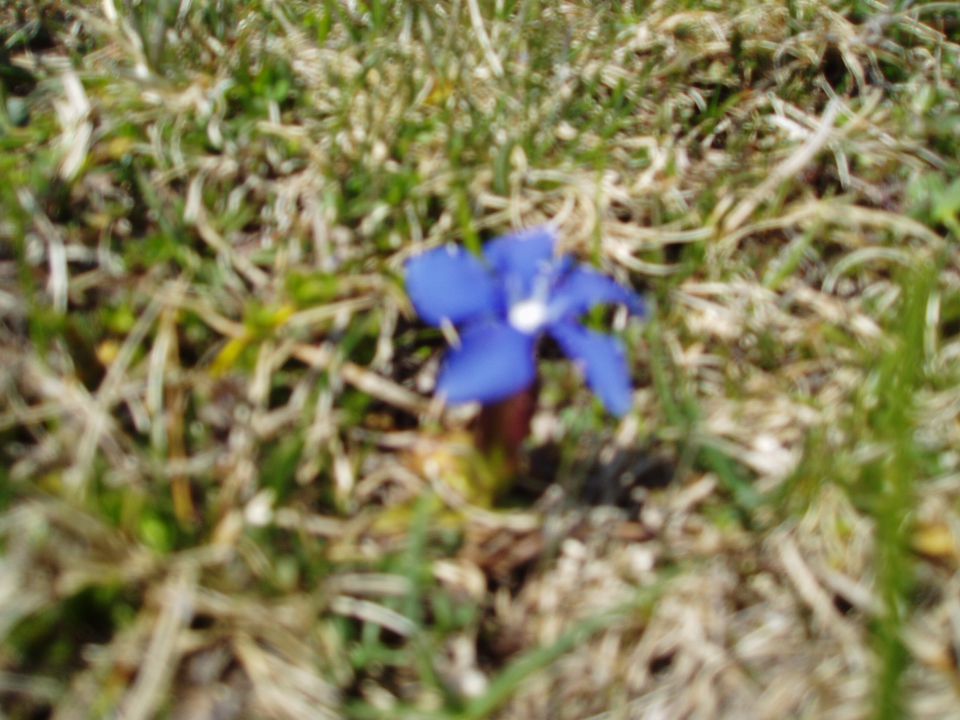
[1,0,959,718]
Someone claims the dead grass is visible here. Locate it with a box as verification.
[1,0,960,718]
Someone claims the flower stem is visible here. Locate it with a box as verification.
[475,386,537,480]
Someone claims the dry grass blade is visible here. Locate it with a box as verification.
[116,568,197,720]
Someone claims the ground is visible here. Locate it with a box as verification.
[1,1,959,718]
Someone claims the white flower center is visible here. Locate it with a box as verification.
[508,298,549,334]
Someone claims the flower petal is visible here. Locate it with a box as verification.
[437,322,537,405]
[549,321,633,416]
[405,246,500,326]
[483,227,557,301]
[549,266,644,320]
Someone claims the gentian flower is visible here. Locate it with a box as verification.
[405,227,644,416]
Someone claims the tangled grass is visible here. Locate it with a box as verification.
[1,0,959,718]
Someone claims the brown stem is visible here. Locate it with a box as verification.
[475,384,538,477]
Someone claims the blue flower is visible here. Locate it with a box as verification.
[405,227,644,416]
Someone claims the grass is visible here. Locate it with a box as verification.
[2,0,960,718]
